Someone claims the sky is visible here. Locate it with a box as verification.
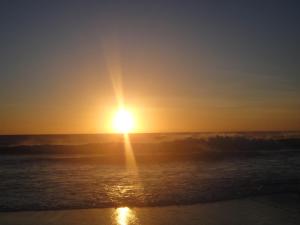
[0,0,299,134]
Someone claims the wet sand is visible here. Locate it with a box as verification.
[0,193,299,225]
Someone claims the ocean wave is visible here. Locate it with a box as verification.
[0,133,299,212]
[1,132,300,147]
[0,135,299,163]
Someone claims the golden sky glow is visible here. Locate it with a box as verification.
[0,2,299,134]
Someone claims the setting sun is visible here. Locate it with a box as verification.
[113,109,134,133]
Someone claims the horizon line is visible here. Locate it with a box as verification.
[1,130,300,136]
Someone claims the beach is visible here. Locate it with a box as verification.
[1,193,299,225]
[1,0,300,223]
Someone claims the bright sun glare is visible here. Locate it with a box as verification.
[113,109,134,133]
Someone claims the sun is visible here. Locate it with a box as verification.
[113,108,134,133]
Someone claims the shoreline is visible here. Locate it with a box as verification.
[1,193,299,225]
[0,192,299,213]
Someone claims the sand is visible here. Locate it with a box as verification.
[0,193,299,225]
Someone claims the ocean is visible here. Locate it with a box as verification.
[0,132,299,212]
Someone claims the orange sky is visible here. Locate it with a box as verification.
[1,1,300,134]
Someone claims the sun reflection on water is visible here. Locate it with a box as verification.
[114,207,138,225]
[106,42,142,225]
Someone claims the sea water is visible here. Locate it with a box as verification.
[0,132,299,211]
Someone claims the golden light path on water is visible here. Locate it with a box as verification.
[104,40,144,224]
[123,133,138,171]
